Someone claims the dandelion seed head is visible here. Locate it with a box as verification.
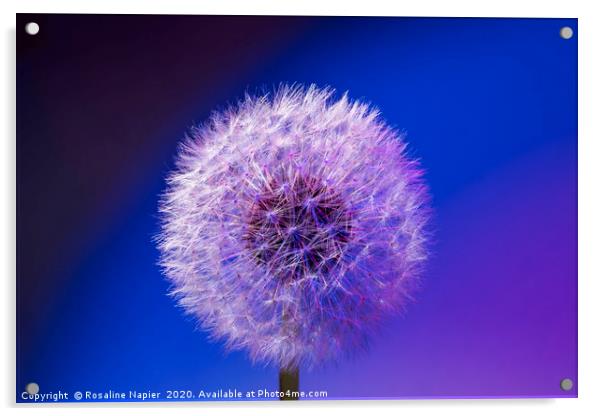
[157,85,431,369]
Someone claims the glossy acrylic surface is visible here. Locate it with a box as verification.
[17,15,577,401]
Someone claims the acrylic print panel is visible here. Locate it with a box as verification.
[16,14,577,402]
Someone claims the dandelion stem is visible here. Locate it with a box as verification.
[279,367,299,401]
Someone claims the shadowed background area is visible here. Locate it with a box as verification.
[16,15,577,401]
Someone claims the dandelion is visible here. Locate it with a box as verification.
[157,85,430,396]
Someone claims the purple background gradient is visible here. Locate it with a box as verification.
[307,139,577,398]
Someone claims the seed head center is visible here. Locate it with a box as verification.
[243,173,352,281]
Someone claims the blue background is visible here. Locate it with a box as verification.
[17,15,577,400]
